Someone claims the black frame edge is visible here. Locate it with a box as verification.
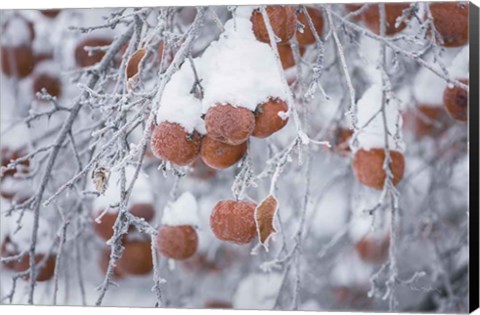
[469,1,480,313]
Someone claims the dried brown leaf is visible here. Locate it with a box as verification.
[125,48,147,90]
[254,194,278,250]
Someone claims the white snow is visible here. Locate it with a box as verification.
[0,120,31,150]
[330,252,373,287]
[156,64,206,134]
[349,187,390,242]
[92,166,154,212]
[8,211,52,253]
[309,182,348,239]
[353,84,405,152]
[233,272,283,310]
[1,198,11,242]
[413,47,466,106]
[199,18,288,112]
[449,156,469,210]
[155,16,288,135]
[3,17,32,47]
[161,192,200,226]
[448,45,469,80]
[235,6,256,19]
[33,60,62,77]
[413,67,447,107]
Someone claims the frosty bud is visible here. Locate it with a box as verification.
[150,122,201,166]
[157,225,198,260]
[200,136,247,170]
[443,80,468,122]
[251,6,297,44]
[352,148,405,190]
[430,2,469,47]
[210,200,257,244]
[205,104,255,145]
[252,98,289,138]
[296,7,324,46]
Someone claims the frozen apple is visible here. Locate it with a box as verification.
[403,105,451,138]
[116,240,153,275]
[277,44,305,70]
[363,3,410,35]
[352,148,405,190]
[33,73,62,98]
[210,200,257,244]
[251,6,297,44]
[15,253,56,282]
[200,136,247,170]
[443,80,468,122]
[296,7,324,46]
[430,2,469,47]
[252,98,289,138]
[205,104,255,145]
[75,37,112,68]
[150,122,201,166]
[157,225,198,260]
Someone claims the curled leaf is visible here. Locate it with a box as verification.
[126,48,147,90]
[254,195,278,250]
[92,166,109,194]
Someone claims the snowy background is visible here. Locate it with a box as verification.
[0,3,470,313]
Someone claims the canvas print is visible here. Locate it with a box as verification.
[0,2,475,312]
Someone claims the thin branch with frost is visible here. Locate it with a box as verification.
[324,5,358,130]
[326,7,469,91]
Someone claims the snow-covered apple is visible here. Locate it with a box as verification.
[205,104,255,145]
[157,192,199,260]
